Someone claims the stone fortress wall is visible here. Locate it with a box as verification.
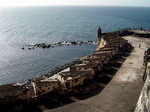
[134,48,150,112]
[0,28,133,105]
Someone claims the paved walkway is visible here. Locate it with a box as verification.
[45,36,149,112]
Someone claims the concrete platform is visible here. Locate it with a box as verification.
[44,36,149,112]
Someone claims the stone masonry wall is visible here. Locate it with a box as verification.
[134,63,150,112]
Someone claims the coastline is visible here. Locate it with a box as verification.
[0,29,130,104]
[0,28,148,108]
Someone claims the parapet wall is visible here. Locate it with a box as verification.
[97,32,118,50]
[134,74,150,112]
[134,55,150,112]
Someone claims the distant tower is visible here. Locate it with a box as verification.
[97,26,102,38]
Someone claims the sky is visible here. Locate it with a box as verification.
[0,0,150,7]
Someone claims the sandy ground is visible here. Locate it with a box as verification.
[44,35,150,112]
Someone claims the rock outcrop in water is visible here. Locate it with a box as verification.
[22,41,98,50]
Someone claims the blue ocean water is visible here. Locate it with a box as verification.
[0,6,150,85]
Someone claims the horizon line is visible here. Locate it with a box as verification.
[0,5,150,8]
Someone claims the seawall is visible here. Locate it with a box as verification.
[0,30,129,105]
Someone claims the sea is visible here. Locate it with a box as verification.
[0,6,150,85]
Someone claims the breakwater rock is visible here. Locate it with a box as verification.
[22,40,98,50]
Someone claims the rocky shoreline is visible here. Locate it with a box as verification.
[40,59,82,78]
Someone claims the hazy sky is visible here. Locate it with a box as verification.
[0,0,150,7]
